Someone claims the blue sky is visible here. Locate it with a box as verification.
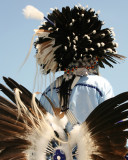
[0,0,128,98]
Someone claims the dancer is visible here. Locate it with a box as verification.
[28,5,126,126]
[0,4,127,159]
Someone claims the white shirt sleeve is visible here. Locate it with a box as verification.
[69,75,114,123]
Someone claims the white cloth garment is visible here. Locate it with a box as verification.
[40,75,114,124]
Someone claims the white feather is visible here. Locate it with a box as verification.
[101,21,105,25]
[113,42,118,48]
[69,124,97,160]
[37,46,53,60]
[41,21,46,25]
[44,56,55,72]
[37,40,55,56]
[25,122,55,160]
[96,10,100,15]
[36,45,60,67]
[78,3,82,7]
[111,30,116,36]
[23,5,44,20]
[107,48,113,53]
[46,58,56,71]
[50,8,54,11]
[43,47,58,65]
[50,61,58,73]
[101,42,105,47]
[45,113,68,140]
[85,5,89,9]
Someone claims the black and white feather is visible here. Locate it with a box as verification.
[0,77,128,160]
[33,5,126,74]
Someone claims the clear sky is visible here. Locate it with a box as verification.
[0,0,128,98]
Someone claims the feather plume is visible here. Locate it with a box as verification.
[2,77,46,114]
[0,77,68,160]
[1,77,128,160]
[23,5,44,20]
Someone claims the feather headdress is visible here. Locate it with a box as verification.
[0,77,128,159]
[24,4,126,75]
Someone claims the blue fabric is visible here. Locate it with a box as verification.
[40,75,114,124]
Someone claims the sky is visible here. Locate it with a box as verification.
[0,0,128,99]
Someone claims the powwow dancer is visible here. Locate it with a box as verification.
[24,4,126,128]
[0,4,127,160]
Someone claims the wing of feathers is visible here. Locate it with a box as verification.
[0,77,65,160]
[1,77,46,114]
[0,95,32,160]
[69,92,128,160]
[1,77,128,160]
